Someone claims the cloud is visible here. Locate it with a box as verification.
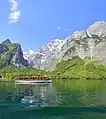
[8,0,21,23]
[57,26,61,30]
[65,29,68,31]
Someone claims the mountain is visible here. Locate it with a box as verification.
[23,39,65,70]
[0,39,29,68]
[58,21,106,64]
[24,21,106,70]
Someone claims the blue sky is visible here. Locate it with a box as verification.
[0,0,106,51]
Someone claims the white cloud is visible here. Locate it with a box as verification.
[8,0,21,23]
[65,29,68,31]
[9,11,20,23]
[57,26,61,30]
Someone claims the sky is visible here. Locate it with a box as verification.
[0,0,106,51]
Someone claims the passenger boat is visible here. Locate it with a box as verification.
[15,75,52,83]
[15,79,52,83]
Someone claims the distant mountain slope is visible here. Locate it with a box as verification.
[23,39,65,70]
[0,39,29,68]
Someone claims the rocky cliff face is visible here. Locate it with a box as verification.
[87,21,106,37]
[59,21,106,64]
[0,39,29,68]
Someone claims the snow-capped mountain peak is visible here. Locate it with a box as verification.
[23,39,66,70]
[29,50,34,54]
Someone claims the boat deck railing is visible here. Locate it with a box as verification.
[16,76,51,80]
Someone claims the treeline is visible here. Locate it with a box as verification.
[1,56,106,81]
[0,66,47,81]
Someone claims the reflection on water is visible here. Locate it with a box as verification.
[0,83,56,108]
[0,80,106,118]
[15,83,56,108]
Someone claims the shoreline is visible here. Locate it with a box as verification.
[0,77,106,82]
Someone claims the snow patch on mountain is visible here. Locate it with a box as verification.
[23,39,66,70]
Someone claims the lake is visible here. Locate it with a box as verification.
[0,80,106,119]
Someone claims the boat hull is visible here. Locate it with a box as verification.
[15,80,52,83]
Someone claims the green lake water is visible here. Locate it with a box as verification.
[0,80,106,119]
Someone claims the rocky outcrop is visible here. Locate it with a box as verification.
[87,21,106,38]
[0,39,29,68]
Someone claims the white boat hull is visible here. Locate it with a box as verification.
[15,80,52,83]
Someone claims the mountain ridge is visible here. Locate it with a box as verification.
[24,21,106,70]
